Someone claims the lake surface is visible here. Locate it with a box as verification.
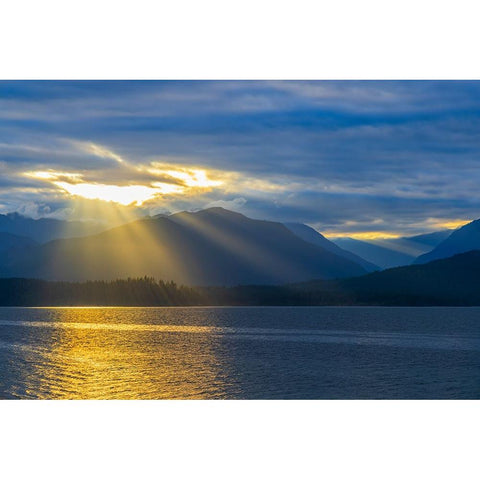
[0,306,479,399]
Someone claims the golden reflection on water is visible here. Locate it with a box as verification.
[20,308,230,399]
[4,307,480,399]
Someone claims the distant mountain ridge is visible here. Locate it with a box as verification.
[332,238,415,269]
[2,207,473,289]
[0,207,367,285]
[0,212,104,243]
[414,218,480,264]
[333,230,452,269]
[283,222,379,272]
[406,230,454,249]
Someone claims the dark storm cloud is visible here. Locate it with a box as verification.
[1,81,480,235]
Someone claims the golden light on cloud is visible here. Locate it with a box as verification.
[72,141,125,164]
[25,170,83,181]
[54,182,160,206]
[23,141,274,208]
[24,170,174,206]
[325,231,402,240]
[147,163,225,189]
[431,219,468,230]
[324,217,470,240]
[350,232,402,240]
[22,141,258,208]
[151,182,184,194]
[23,162,227,207]
[165,168,223,188]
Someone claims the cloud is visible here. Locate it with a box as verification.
[11,202,74,220]
[71,141,125,164]
[2,81,480,236]
[204,197,247,210]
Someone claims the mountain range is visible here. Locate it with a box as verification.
[2,208,480,292]
[332,230,452,269]
[0,212,103,243]
[414,218,480,264]
[0,208,367,285]
[283,223,379,271]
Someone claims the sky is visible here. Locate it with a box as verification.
[1,80,479,238]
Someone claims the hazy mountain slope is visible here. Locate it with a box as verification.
[405,230,452,250]
[332,238,415,269]
[284,222,379,272]
[414,219,480,264]
[0,212,104,243]
[333,230,451,269]
[0,232,37,254]
[0,208,367,285]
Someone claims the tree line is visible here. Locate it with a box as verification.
[0,276,356,306]
[0,277,204,306]
[2,251,480,307]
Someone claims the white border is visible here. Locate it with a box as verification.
[1,400,478,479]
[1,1,479,478]
[1,0,480,79]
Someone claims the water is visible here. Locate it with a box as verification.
[0,306,479,399]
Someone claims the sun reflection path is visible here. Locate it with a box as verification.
[18,308,230,400]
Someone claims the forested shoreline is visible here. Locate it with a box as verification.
[0,277,204,307]
[0,277,344,307]
[2,257,480,307]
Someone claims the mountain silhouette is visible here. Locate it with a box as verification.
[414,219,480,264]
[0,207,367,285]
[338,250,480,304]
[0,212,104,243]
[333,230,451,269]
[286,250,480,305]
[283,222,379,271]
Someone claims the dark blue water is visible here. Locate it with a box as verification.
[0,306,479,399]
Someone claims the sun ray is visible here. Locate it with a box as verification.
[168,210,312,283]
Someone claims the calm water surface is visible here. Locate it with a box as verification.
[0,306,479,399]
